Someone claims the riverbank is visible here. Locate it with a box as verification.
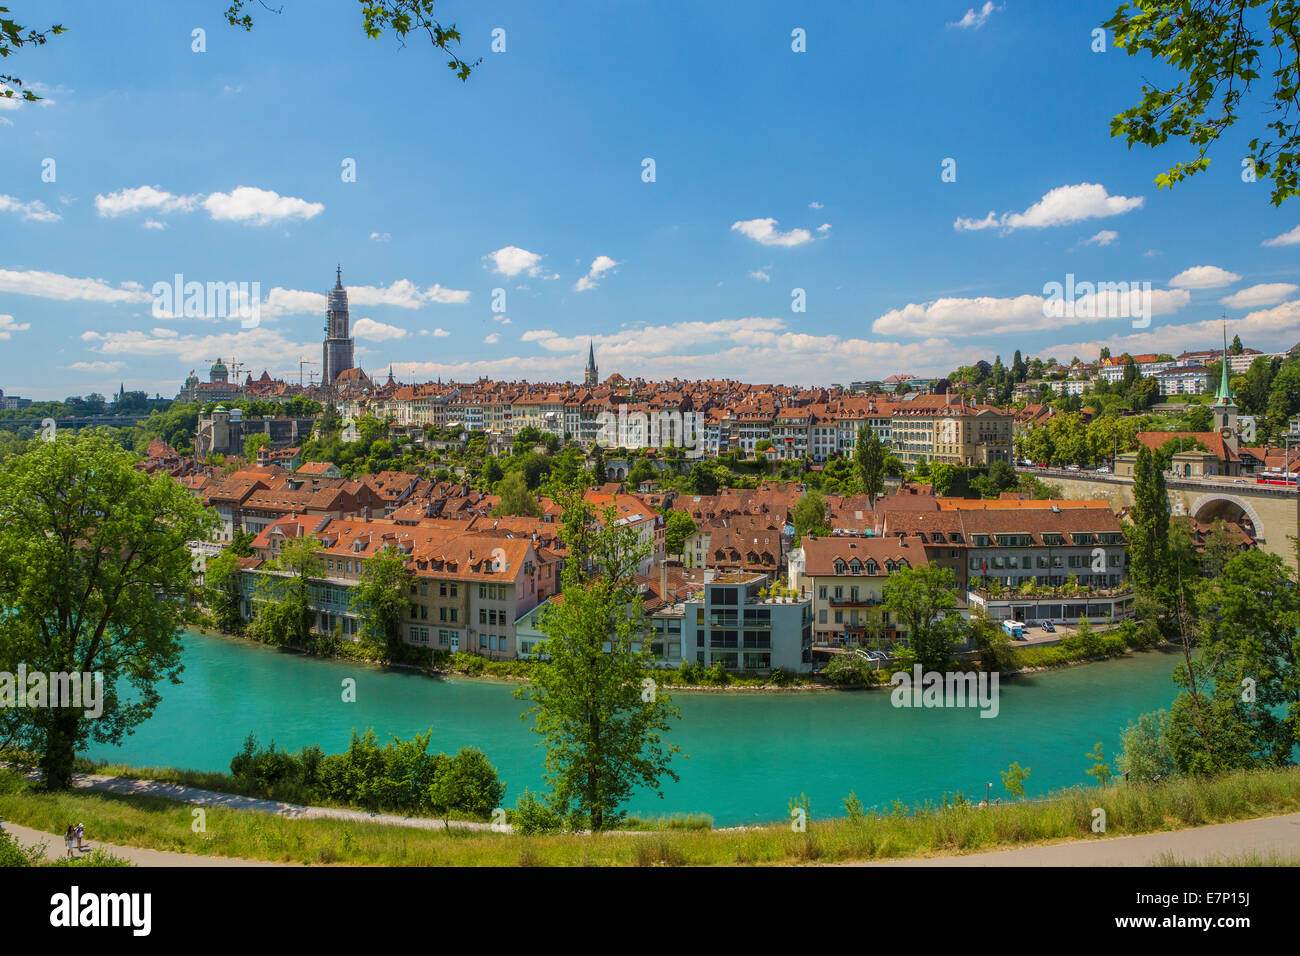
[3,765,1297,866]
[194,621,1162,694]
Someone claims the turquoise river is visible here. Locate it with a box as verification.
[84,633,1183,826]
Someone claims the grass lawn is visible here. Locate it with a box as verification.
[2,765,1299,866]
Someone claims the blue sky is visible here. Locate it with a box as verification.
[2,0,1299,400]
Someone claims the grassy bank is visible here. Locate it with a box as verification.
[2,765,1298,866]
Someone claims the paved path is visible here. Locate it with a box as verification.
[3,821,288,867]
[59,770,510,833]
[854,812,1300,866]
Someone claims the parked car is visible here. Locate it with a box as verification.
[1064,464,1081,472]
[1096,466,1112,474]
[1041,620,1056,633]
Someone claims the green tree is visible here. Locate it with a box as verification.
[492,469,542,517]
[792,490,830,542]
[0,433,216,788]
[1001,761,1031,798]
[428,746,506,829]
[883,564,966,671]
[1127,444,1169,597]
[516,485,681,830]
[350,547,412,655]
[1106,0,1300,205]
[664,510,696,556]
[243,432,271,462]
[854,425,887,506]
[249,537,323,647]
[1085,741,1113,787]
[1117,709,1176,782]
[205,549,246,634]
[591,444,607,484]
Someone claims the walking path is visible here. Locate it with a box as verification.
[63,770,509,832]
[3,821,288,867]
[853,811,1300,866]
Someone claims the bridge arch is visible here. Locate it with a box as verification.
[1186,493,1264,538]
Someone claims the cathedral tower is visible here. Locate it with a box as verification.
[322,265,355,387]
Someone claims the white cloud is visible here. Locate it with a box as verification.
[0,314,31,339]
[816,223,832,234]
[369,232,391,242]
[1082,230,1118,246]
[484,332,501,344]
[573,255,620,292]
[872,287,1190,337]
[352,317,408,341]
[95,185,199,218]
[143,219,166,230]
[1168,265,1241,289]
[0,194,60,222]
[950,2,1003,29]
[1144,249,1161,257]
[748,269,771,282]
[731,218,814,247]
[1262,225,1300,247]
[1220,283,1298,309]
[955,183,1144,233]
[0,269,152,303]
[202,186,323,226]
[1047,303,1300,363]
[64,360,125,372]
[84,326,314,367]
[486,245,545,277]
[418,328,451,337]
[401,318,978,385]
[808,201,823,209]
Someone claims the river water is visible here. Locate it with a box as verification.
[84,632,1182,825]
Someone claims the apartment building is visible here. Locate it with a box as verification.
[890,396,1013,467]
[787,534,927,646]
[240,515,552,658]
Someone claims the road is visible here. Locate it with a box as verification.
[854,812,1300,866]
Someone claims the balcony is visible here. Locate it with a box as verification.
[828,596,879,608]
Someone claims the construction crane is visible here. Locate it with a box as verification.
[227,358,247,383]
[298,357,319,387]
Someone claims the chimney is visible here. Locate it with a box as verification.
[660,561,668,600]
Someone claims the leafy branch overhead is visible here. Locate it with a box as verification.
[225,0,480,80]
[0,5,65,102]
[1106,0,1300,205]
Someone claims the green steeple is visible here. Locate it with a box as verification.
[1214,322,1235,405]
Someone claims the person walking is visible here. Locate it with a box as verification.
[64,824,75,859]
[75,822,85,852]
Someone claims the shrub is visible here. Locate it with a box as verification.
[429,747,505,825]
[823,653,872,686]
[511,788,564,835]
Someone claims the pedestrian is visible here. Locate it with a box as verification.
[64,824,75,858]
[75,822,85,852]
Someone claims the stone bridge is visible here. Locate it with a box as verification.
[1016,467,1299,571]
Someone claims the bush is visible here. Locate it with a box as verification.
[510,788,563,835]
[429,747,505,824]
[0,831,43,867]
[823,653,872,686]
[768,667,793,686]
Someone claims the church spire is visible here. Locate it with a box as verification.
[1215,320,1235,405]
[335,264,343,289]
